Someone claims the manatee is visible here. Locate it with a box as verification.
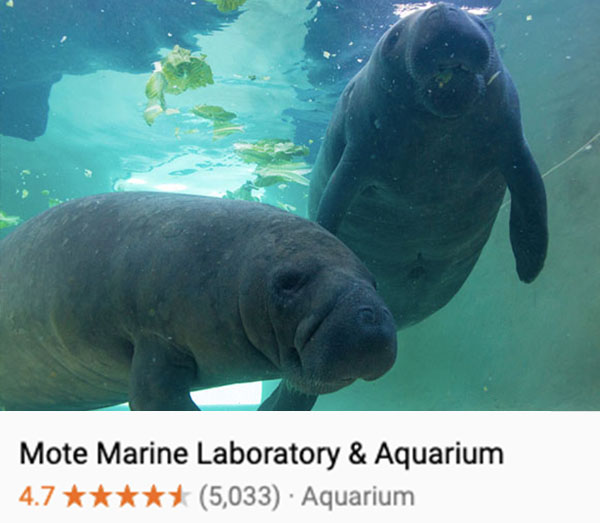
[309,2,548,328]
[0,192,396,410]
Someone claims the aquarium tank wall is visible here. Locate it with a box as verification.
[0,0,598,410]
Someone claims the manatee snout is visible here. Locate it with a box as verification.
[354,305,396,380]
[412,3,490,78]
[299,284,397,392]
[405,3,492,118]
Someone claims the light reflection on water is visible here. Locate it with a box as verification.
[394,3,492,18]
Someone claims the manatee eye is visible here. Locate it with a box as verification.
[274,270,307,294]
[384,28,402,53]
[388,29,401,45]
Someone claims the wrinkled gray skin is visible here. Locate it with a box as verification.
[309,3,548,328]
[0,192,396,410]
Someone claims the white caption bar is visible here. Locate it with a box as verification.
[0,412,598,522]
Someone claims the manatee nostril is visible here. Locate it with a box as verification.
[358,306,376,324]
[353,303,398,382]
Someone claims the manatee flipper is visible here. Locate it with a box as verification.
[503,141,548,283]
[314,148,365,234]
[257,381,317,411]
[129,334,199,411]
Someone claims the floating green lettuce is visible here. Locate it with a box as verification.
[254,162,310,187]
[144,45,214,125]
[276,202,297,213]
[204,0,247,12]
[191,105,236,122]
[161,46,214,94]
[213,123,244,139]
[0,211,21,229]
[234,139,309,165]
[145,69,167,104]
[234,139,310,186]
[223,140,311,203]
[40,190,63,207]
[191,105,244,139]
[223,181,259,202]
[144,72,167,124]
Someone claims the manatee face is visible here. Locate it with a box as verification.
[238,229,397,395]
[383,2,493,118]
[268,261,397,394]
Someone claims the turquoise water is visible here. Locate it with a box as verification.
[1,0,599,410]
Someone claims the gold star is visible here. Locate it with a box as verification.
[63,484,86,507]
[143,484,164,507]
[116,484,138,507]
[90,484,112,507]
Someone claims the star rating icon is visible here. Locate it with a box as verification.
[91,484,111,507]
[60,484,189,508]
[116,484,138,507]
[63,484,85,507]
[170,484,189,507]
[143,484,164,507]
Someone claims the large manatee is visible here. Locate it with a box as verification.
[309,2,548,327]
[0,192,396,410]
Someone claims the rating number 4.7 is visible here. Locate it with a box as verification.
[19,486,55,506]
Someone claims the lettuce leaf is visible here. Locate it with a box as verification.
[191,105,243,139]
[223,181,259,201]
[161,46,214,94]
[143,46,214,126]
[191,105,236,122]
[205,0,247,12]
[233,139,311,187]
[0,211,21,229]
[254,162,310,187]
[234,139,309,166]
